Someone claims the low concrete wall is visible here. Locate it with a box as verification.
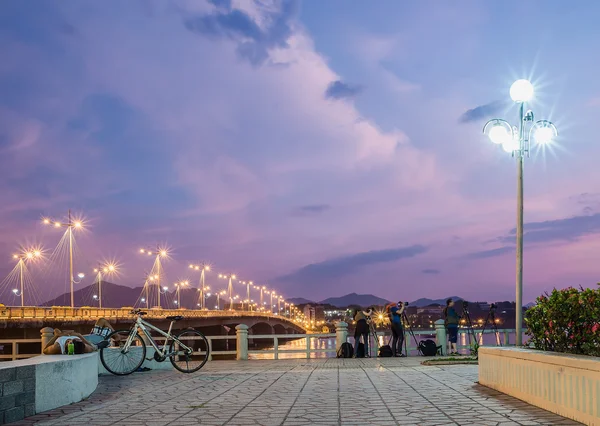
[97,346,173,375]
[0,353,98,424]
[479,347,600,426]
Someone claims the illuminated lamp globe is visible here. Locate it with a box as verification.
[77,273,85,279]
[502,139,519,153]
[510,79,534,103]
[488,125,510,144]
[534,126,555,144]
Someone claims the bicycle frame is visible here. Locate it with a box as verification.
[123,316,192,357]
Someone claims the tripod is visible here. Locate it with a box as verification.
[367,319,379,357]
[480,306,502,346]
[461,304,477,350]
[402,311,421,356]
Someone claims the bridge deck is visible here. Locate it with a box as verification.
[17,358,579,426]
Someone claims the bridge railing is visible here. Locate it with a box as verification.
[0,305,298,323]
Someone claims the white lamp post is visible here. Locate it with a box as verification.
[483,79,558,346]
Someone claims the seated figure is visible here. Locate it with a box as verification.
[43,318,114,355]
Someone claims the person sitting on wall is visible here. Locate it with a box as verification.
[43,318,113,355]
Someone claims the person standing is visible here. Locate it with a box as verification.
[353,309,370,357]
[443,299,460,355]
[386,302,405,357]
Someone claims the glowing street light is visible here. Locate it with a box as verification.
[11,247,43,307]
[240,280,254,311]
[92,262,118,309]
[189,263,210,309]
[43,210,85,308]
[174,280,189,307]
[482,79,558,346]
[218,273,237,310]
[139,246,169,308]
[216,290,226,310]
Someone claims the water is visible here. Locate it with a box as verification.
[247,331,528,359]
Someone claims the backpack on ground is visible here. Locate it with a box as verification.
[378,345,393,357]
[355,342,365,358]
[418,339,440,357]
[337,342,354,358]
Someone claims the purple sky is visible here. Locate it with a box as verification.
[1,0,600,304]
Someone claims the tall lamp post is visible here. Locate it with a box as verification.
[92,262,117,309]
[43,210,85,308]
[11,248,42,307]
[139,247,168,308]
[174,280,189,308]
[483,79,558,346]
[189,263,210,309]
[218,273,237,310]
[216,290,226,310]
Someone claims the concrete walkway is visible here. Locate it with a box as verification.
[14,358,580,426]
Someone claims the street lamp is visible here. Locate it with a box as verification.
[174,280,189,308]
[240,281,253,311]
[218,273,237,310]
[189,263,210,309]
[216,290,226,310]
[92,262,117,309]
[43,210,85,308]
[11,247,43,307]
[139,246,169,308]
[483,79,558,346]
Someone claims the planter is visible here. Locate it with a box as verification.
[479,347,599,426]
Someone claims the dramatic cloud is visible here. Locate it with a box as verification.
[295,204,331,215]
[502,213,600,244]
[466,246,513,259]
[277,245,428,283]
[421,268,440,274]
[325,80,363,100]
[183,0,299,65]
[459,100,504,123]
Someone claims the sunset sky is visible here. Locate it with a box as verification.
[1,0,600,304]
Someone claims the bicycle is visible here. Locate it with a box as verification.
[100,309,210,376]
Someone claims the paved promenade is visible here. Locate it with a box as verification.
[15,358,579,426]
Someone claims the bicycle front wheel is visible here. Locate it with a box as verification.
[169,329,210,373]
[100,329,146,376]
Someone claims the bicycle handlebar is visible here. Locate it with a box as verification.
[130,309,147,316]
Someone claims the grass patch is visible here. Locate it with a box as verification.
[421,356,478,366]
[187,404,207,409]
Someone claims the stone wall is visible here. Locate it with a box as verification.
[0,354,98,425]
[479,347,600,426]
[0,364,35,424]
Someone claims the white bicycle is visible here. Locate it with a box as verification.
[100,309,210,375]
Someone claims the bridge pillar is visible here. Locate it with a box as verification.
[335,321,348,352]
[435,319,447,355]
[41,327,54,354]
[236,324,249,360]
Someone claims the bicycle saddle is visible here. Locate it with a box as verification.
[130,309,148,315]
[166,315,184,321]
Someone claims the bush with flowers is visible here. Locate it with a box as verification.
[525,285,600,357]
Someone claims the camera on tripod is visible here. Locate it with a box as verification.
[462,300,469,309]
[490,303,497,311]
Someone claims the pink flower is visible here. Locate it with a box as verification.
[592,323,600,333]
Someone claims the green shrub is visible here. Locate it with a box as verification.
[525,285,600,357]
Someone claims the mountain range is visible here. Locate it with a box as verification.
[288,294,465,308]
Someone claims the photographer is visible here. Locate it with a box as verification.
[443,299,460,355]
[386,301,406,357]
[353,308,372,357]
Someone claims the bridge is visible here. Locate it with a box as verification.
[0,306,307,340]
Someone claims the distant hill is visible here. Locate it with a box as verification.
[288,297,315,305]
[320,293,390,308]
[410,296,463,307]
[43,281,225,310]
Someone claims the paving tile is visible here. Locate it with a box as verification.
[10,358,583,426]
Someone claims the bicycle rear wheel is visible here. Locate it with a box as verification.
[169,329,210,373]
[100,329,146,376]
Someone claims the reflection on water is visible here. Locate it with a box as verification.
[248,330,528,359]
